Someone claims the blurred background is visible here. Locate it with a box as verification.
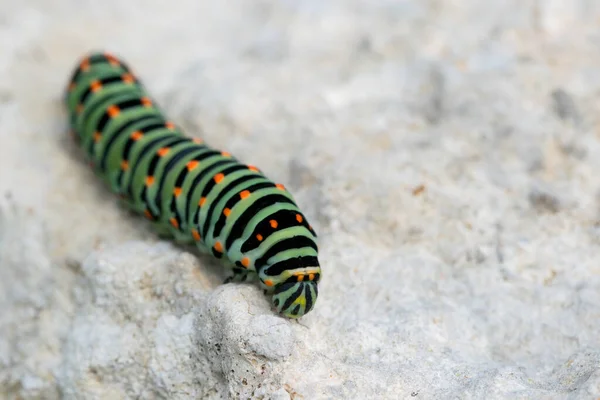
[2,1,600,399]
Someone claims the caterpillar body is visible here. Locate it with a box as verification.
[65,52,320,318]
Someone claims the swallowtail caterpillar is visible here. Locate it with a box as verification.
[65,52,321,318]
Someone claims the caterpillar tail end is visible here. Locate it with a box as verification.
[272,281,318,319]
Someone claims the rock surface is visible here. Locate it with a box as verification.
[2,0,600,399]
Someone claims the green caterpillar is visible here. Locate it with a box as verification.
[65,52,321,318]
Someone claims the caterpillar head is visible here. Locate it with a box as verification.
[272,279,319,318]
[260,268,321,319]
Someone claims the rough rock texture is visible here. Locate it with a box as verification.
[2,0,600,399]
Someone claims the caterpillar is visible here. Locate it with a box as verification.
[65,52,321,318]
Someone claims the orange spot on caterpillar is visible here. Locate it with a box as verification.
[186,160,199,171]
[141,97,152,107]
[173,187,182,197]
[296,214,303,223]
[241,257,250,268]
[169,217,179,229]
[157,147,170,157]
[131,131,143,141]
[248,165,259,172]
[276,183,285,190]
[165,121,175,130]
[122,73,134,84]
[297,274,305,282]
[264,279,274,287]
[191,229,201,241]
[80,58,90,71]
[199,197,207,207]
[90,80,102,93]
[105,52,119,66]
[192,138,203,144]
[308,274,315,281]
[223,208,231,217]
[221,151,231,157]
[107,105,120,118]
[93,131,102,143]
[120,160,129,171]
[145,176,155,186]
[256,234,263,241]
[239,190,250,199]
[214,173,225,184]
[144,209,153,220]
[214,241,223,253]
[270,220,278,229]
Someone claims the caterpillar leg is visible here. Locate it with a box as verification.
[149,221,176,239]
[170,229,195,245]
[193,240,211,255]
[224,268,257,284]
[116,195,137,211]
